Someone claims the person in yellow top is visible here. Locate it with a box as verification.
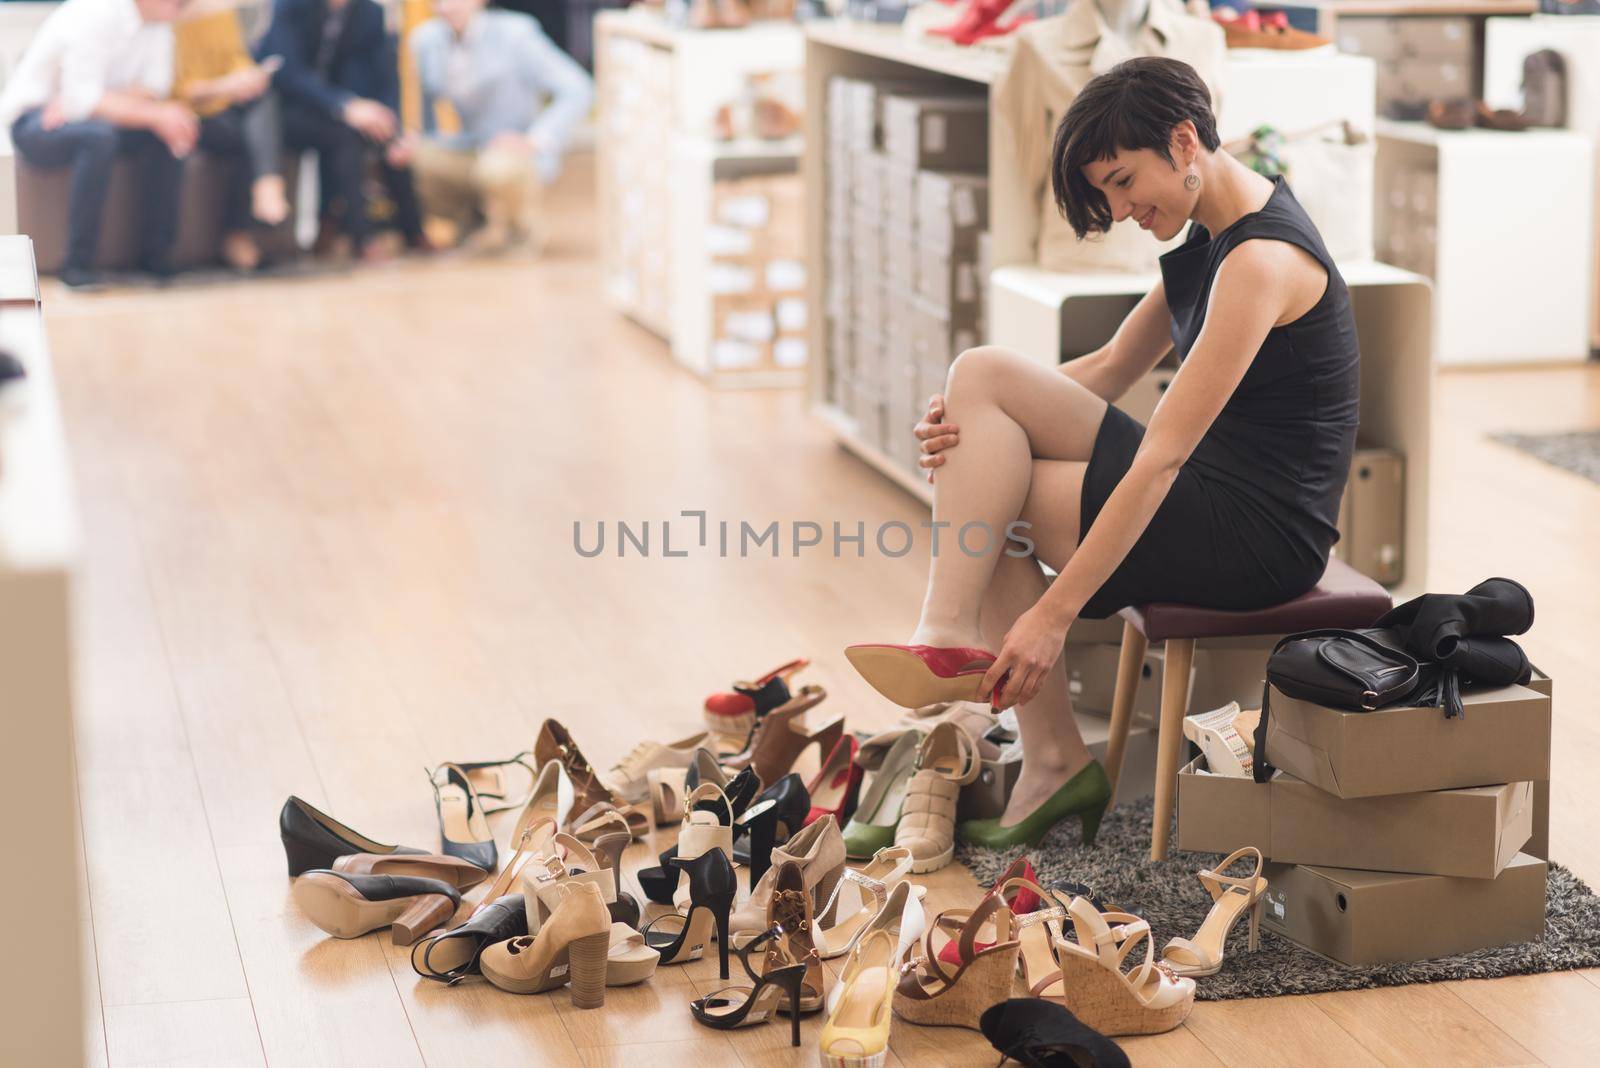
[174,0,290,270]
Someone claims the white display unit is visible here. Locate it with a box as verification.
[1483,14,1600,354]
[1376,119,1594,366]
[0,236,84,1067]
[595,10,806,387]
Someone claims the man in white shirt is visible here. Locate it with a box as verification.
[0,0,197,287]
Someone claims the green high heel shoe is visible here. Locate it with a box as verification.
[957,760,1111,850]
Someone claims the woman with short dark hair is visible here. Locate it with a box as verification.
[848,57,1359,849]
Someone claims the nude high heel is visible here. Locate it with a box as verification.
[1160,847,1268,977]
[479,881,613,1007]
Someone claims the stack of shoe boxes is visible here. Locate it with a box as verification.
[1177,673,1552,966]
[1335,16,1475,121]
[709,173,808,373]
[825,78,988,475]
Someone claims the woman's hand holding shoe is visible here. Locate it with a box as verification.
[981,604,1072,709]
[914,394,960,484]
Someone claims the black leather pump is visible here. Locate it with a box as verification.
[642,849,738,980]
[279,796,427,877]
[979,999,1130,1068]
[410,893,528,985]
[732,773,809,866]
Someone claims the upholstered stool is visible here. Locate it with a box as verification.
[1101,558,1392,860]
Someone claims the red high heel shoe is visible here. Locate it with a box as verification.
[927,0,1010,44]
[704,658,810,740]
[844,643,1009,709]
[805,736,864,828]
[936,857,1041,966]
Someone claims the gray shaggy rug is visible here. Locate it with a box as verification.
[955,797,1600,1000]
[1492,429,1600,485]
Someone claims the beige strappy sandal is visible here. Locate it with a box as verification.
[1041,897,1195,1037]
[893,722,980,874]
[1161,846,1268,977]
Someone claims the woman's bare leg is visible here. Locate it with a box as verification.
[979,460,1097,824]
[909,345,1109,650]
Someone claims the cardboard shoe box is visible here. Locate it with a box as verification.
[1263,683,1551,799]
[882,95,988,173]
[1067,642,1211,726]
[916,170,989,252]
[1178,757,1533,879]
[1261,854,1546,967]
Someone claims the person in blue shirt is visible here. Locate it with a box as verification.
[406,0,594,253]
[256,0,430,260]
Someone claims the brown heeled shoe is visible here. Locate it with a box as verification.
[535,719,650,839]
[724,686,843,788]
[766,861,828,1014]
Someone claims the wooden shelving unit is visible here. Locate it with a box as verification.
[596,10,809,388]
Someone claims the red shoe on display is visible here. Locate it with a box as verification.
[805,736,865,828]
[927,0,1014,46]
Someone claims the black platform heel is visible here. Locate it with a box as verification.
[689,927,807,1046]
[734,798,782,888]
[641,848,738,979]
[732,773,809,867]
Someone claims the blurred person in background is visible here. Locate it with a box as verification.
[256,0,429,261]
[407,0,593,254]
[174,0,291,272]
[0,0,196,289]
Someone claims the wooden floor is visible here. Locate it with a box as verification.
[47,154,1600,1066]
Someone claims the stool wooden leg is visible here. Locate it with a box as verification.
[1101,620,1148,805]
[1150,637,1194,861]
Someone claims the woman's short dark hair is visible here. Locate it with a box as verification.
[1050,57,1221,239]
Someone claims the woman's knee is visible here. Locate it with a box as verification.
[946,344,1025,400]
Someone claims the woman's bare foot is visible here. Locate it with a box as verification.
[251,175,289,227]
[221,231,260,272]
[1000,749,1094,827]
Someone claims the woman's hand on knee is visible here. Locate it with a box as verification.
[914,394,959,483]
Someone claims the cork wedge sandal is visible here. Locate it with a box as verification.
[1160,846,1268,978]
[1039,897,1195,1037]
[892,893,1020,1031]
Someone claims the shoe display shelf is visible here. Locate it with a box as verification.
[595,8,809,388]
[1374,119,1594,365]
[1275,0,1536,37]
[0,236,85,1066]
[1484,14,1600,356]
[802,21,1435,592]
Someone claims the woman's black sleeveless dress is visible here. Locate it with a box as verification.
[1076,176,1359,619]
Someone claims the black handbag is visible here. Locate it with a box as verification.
[1263,627,1425,712]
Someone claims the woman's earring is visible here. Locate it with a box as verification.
[1184,170,1201,191]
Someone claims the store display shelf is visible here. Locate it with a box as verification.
[1375,118,1587,149]
[815,402,934,507]
[805,20,1005,85]
[707,137,803,162]
[1282,0,1534,20]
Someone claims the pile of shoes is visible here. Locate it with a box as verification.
[274,649,1278,1063]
